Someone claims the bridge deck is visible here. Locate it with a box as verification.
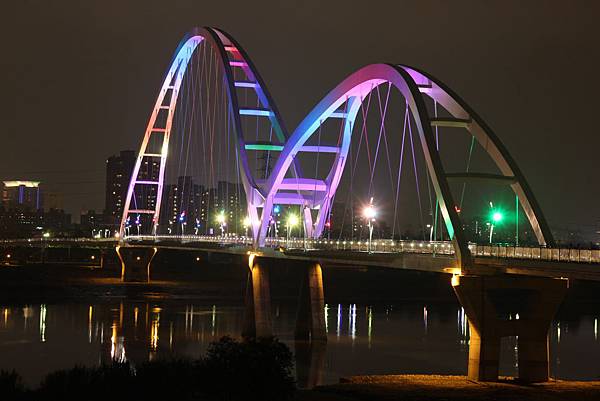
[2,237,599,281]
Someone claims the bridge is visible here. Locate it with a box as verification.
[5,26,599,384]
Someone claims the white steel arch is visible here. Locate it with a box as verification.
[123,29,554,270]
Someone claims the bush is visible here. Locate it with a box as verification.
[203,336,296,401]
[4,336,296,401]
[0,370,27,400]
[37,363,134,401]
[135,358,202,400]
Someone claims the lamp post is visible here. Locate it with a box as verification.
[489,210,503,244]
[242,216,251,238]
[287,214,299,247]
[427,224,434,242]
[194,218,201,236]
[363,199,376,253]
[217,211,226,236]
[178,211,186,235]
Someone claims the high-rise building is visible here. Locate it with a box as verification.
[161,176,205,234]
[105,150,136,227]
[135,157,160,212]
[159,177,246,235]
[2,181,42,211]
[44,192,64,211]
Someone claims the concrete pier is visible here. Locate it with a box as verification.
[295,262,327,342]
[115,246,157,282]
[452,275,568,382]
[242,256,273,338]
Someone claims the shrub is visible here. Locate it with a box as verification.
[203,336,296,401]
[0,370,27,400]
[7,336,296,401]
[37,362,134,401]
[135,358,202,400]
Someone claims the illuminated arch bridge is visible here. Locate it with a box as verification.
[120,27,553,268]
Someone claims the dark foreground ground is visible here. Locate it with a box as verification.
[298,375,600,401]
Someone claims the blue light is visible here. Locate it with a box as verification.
[273,205,281,214]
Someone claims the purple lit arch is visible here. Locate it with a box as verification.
[122,27,553,268]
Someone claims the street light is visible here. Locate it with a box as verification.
[216,211,226,236]
[286,214,299,246]
[363,199,376,253]
[488,206,504,244]
[242,216,251,238]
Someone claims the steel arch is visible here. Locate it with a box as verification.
[123,28,554,269]
[119,27,291,238]
[399,65,554,249]
[260,63,553,267]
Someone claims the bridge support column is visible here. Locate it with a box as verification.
[295,262,327,342]
[115,246,157,283]
[242,256,273,338]
[452,275,567,382]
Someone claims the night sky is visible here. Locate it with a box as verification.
[1,1,598,230]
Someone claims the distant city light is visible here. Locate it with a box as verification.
[492,212,503,223]
[2,180,40,188]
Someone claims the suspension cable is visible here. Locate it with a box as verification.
[392,101,409,239]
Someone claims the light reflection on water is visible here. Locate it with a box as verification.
[0,301,599,387]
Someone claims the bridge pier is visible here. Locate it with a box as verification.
[242,256,273,338]
[295,262,327,342]
[452,274,567,382]
[115,246,157,283]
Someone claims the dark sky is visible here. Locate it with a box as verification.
[1,0,598,229]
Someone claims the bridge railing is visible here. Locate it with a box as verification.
[120,235,600,264]
[470,245,600,263]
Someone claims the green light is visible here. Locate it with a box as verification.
[244,144,284,151]
[492,212,503,223]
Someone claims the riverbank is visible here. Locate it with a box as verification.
[298,375,600,401]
